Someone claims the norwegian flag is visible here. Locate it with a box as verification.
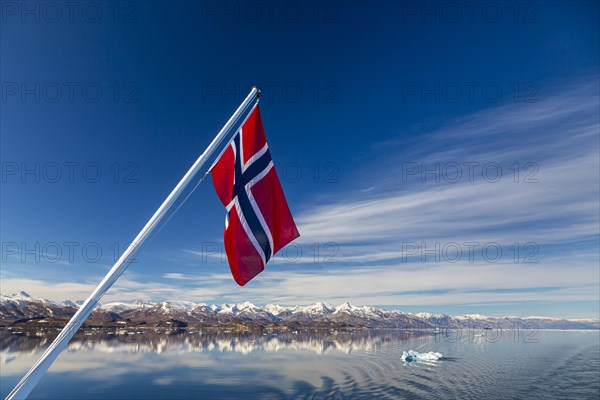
[211,105,300,286]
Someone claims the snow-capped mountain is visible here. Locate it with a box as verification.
[1,292,598,330]
[0,291,75,321]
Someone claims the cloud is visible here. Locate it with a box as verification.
[297,79,600,263]
[2,256,598,314]
[163,273,190,280]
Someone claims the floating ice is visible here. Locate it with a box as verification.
[3,355,16,363]
[401,350,443,363]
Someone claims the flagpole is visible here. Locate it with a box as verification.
[6,86,261,400]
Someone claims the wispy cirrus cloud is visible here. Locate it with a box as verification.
[297,79,599,263]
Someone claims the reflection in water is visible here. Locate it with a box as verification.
[1,329,599,399]
[1,328,428,357]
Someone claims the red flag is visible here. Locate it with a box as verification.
[211,105,300,285]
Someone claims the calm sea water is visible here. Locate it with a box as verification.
[1,329,598,399]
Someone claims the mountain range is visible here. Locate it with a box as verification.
[1,291,598,330]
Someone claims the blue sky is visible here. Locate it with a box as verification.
[1,1,598,318]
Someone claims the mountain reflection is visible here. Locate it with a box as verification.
[2,328,430,358]
[3,330,597,400]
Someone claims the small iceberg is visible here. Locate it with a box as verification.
[401,350,443,363]
[3,355,16,363]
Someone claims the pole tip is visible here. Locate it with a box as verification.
[252,85,261,98]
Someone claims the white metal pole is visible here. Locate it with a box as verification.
[6,87,260,400]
